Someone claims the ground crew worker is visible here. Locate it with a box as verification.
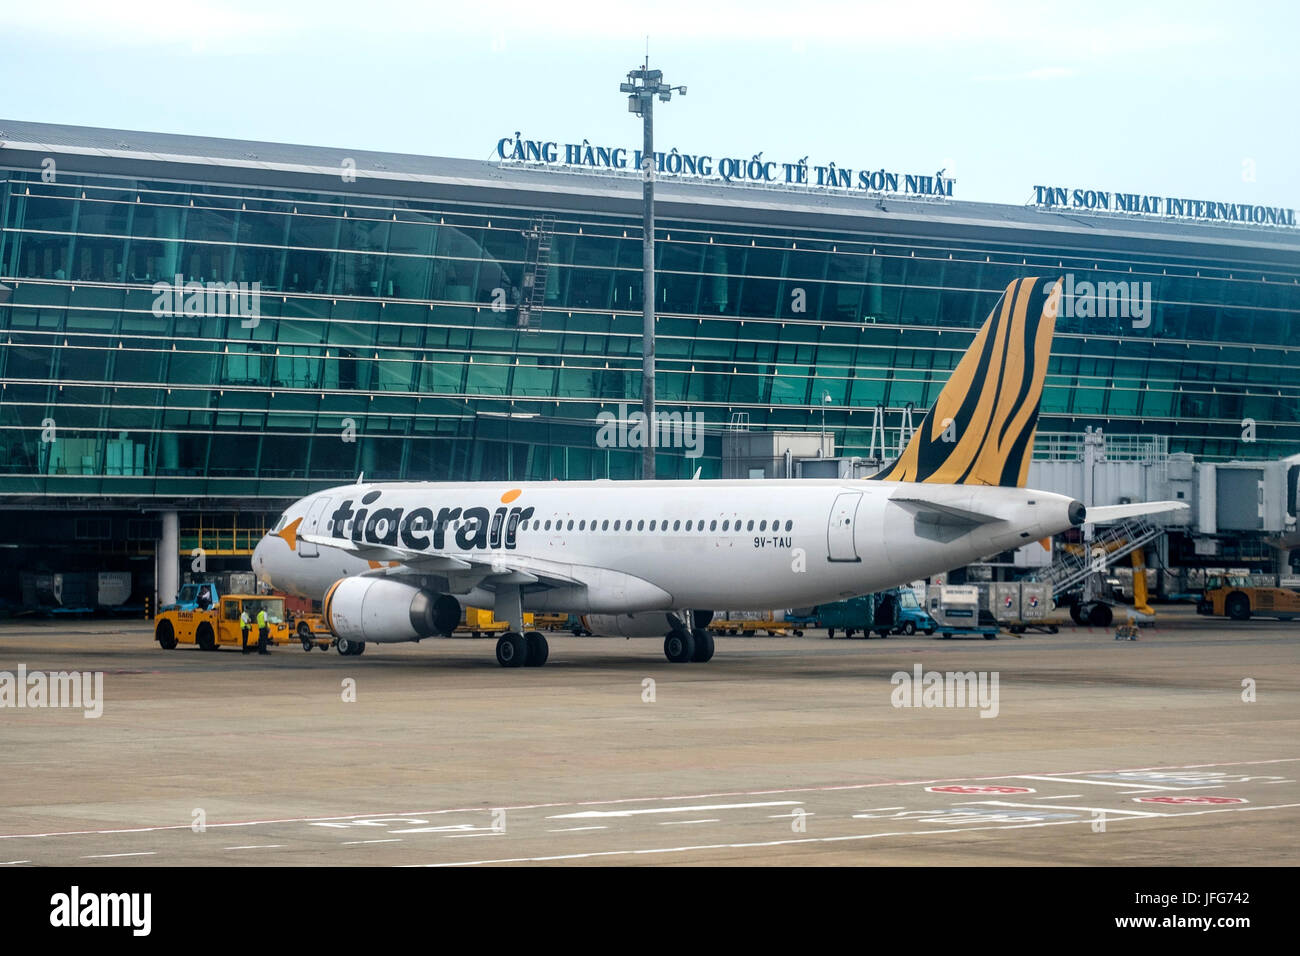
[240,608,253,654]
[256,607,270,654]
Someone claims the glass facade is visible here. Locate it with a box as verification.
[2,162,1298,502]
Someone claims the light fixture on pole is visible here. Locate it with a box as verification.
[821,391,832,457]
[620,59,686,480]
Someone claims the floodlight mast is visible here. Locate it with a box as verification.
[621,60,685,480]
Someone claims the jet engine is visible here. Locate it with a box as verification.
[324,578,457,643]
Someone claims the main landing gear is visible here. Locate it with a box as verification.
[663,625,714,663]
[495,630,549,668]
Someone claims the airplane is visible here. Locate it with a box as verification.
[251,277,1187,667]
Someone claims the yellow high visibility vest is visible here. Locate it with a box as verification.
[257,610,267,628]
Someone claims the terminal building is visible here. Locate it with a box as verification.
[0,119,1297,609]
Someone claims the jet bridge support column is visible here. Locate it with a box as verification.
[157,511,179,609]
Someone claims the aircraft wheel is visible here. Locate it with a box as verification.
[690,628,715,662]
[523,631,549,667]
[156,620,177,650]
[496,632,528,667]
[336,637,364,656]
[663,628,695,663]
[1069,602,1085,625]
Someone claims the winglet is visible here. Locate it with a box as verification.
[871,277,1061,488]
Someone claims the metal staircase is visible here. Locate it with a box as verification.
[1035,517,1165,597]
[516,215,556,330]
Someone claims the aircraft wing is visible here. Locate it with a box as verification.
[1086,501,1189,523]
[296,532,582,590]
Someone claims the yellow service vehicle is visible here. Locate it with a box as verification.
[155,595,291,651]
[455,606,535,638]
[291,613,334,651]
[1197,575,1300,622]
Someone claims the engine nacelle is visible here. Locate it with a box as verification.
[324,577,448,643]
[584,612,673,638]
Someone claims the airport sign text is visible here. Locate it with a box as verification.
[1033,185,1296,227]
[497,134,955,197]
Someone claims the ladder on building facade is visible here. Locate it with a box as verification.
[867,403,915,461]
[516,214,556,330]
[1034,517,1166,597]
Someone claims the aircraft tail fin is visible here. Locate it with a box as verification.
[871,277,1061,488]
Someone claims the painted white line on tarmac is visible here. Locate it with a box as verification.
[855,807,905,812]
[444,832,505,838]
[1,861,31,865]
[225,844,285,850]
[550,801,802,819]
[5,759,1295,842]
[659,819,721,826]
[410,802,1300,867]
[974,801,1159,817]
[1016,775,1180,790]
[548,826,608,833]
[81,852,156,859]
[341,839,402,845]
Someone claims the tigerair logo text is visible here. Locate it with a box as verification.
[330,489,534,551]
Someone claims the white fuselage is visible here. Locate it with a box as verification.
[253,479,1080,622]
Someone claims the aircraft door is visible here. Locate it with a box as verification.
[298,496,333,558]
[827,492,862,562]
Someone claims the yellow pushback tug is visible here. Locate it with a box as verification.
[155,594,291,651]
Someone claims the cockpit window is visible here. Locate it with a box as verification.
[272,513,288,533]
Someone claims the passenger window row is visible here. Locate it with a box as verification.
[321,515,795,537]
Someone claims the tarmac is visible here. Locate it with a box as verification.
[1,608,1296,866]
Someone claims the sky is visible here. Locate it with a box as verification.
[2,0,1296,209]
